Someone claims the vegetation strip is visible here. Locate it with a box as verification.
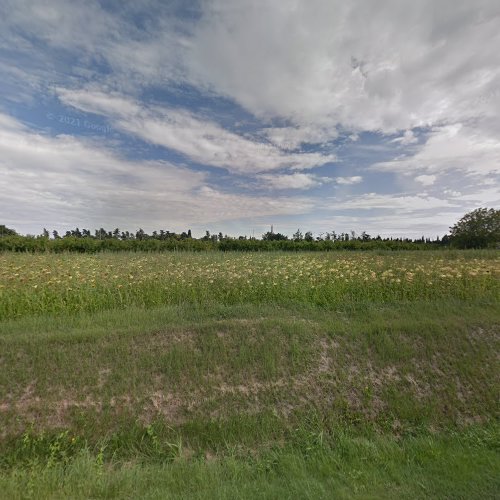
[0,250,498,497]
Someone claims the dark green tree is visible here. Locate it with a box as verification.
[95,228,107,240]
[262,231,288,241]
[449,208,500,248]
[0,225,17,237]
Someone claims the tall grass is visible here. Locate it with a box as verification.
[1,426,499,499]
[1,250,498,319]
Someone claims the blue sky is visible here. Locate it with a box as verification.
[0,0,499,238]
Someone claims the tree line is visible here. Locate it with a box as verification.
[0,208,498,252]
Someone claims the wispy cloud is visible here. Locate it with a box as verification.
[392,130,418,145]
[371,124,500,177]
[263,125,337,150]
[334,176,363,185]
[415,174,437,186]
[57,88,337,174]
[0,113,313,233]
[257,173,331,190]
[322,193,458,212]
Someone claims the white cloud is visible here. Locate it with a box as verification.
[253,173,363,191]
[444,189,462,197]
[334,176,363,185]
[0,1,187,92]
[56,87,141,117]
[372,124,500,176]
[2,111,493,238]
[0,112,26,132]
[257,173,330,190]
[5,1,500,140]
[188,0,500,136]
[0,113,314,233]
[323,193,458,212]
[1,1,120,54]
[57,88,336,174]
[451,187,500,205]
[415,174,436,186]
[263,125,337,150]
[392,130,418,145]
[4,0,500,148]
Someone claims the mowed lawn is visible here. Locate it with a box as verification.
[0,251,499,499]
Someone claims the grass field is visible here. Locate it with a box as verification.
[0,250,499,498]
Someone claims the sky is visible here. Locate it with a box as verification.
[0,0,499,238]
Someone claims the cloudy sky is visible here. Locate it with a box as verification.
[1,0,499,238]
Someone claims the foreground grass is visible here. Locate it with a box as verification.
[2,427,499,499]
[0,251,499,497]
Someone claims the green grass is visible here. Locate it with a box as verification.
[1,250,498,319]
[0,251,499,497]
[1,427,499,499]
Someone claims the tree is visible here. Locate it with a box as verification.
[0,225,17,237]
[449,208,500,248]
[262,231,288,241]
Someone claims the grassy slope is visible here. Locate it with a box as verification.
[0,251,499,498]
[1,429,498,499]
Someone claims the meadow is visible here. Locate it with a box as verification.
[0,250,499,498]
[1,251,498,319]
